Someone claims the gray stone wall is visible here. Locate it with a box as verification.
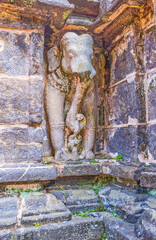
[100,11,156,162]
[0,27,44,163]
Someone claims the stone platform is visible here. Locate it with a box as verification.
[0,184,155,240]
[0,159,155,189]
[0,159,155,239]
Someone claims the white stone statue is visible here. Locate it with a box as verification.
[45,32,96,161]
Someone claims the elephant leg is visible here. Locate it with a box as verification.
[81,83,97,159]
[45,82,65,160]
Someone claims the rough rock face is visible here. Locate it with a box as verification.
[134,209,156,240]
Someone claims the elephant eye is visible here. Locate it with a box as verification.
[69,53,73,58]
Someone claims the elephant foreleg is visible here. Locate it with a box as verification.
[81,82,97,159]
[45,82,65,160]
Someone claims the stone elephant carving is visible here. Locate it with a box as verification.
[45,32,97,161]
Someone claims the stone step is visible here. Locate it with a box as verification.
[99,186,156,223]
[0,193,72,228]
[100,212,139,240]
[0,217,104,240]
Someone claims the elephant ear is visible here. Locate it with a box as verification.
[47,46,61,72]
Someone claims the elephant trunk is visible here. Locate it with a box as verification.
[66,72,91,133]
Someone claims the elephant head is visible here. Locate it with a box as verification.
[60,32,96,79]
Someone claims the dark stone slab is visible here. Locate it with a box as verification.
[0,230,13,240]
[102,163,142,181]
[134,209,156,240]
[65,189,100,213]
[113,34,136,83]
[57,162,102,177]
[148,72,156,121]
[0,197,18,227]
[16,218,104,240]
[145,26,156,70]
[105,125,148,162]
[0,164,57,183]
[21,193,71,225]
[106,76,146,125]
[0,30,29,76]
[105,126,138,162]
[140,172,156,188]
[148,124,156,162]
[51,191,64,202]
[101,212,139,240]
[99,187,149,223]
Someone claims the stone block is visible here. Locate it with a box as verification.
[106,76,146,125]
[29,77,43,123]
[65,189,100,213]
[148,124,156,162]
[148,72,156,121]
[105,126,138,161]
[0,126,43,163]
[0,164,57,183]
[140,171,156,188]
[57,162,102,177]
[0,77,29,123]
[21,193,71,225]
[0,197,18,227]
[134,209,156,240]
[102,163,142,181]
[145,27,156,70]
[0,230,13,240]
[99,187,149,223]
[51,191,64,202]
[101,212,139,240]
[0,30,29,76]
[0,76,43,124]
[29,32,44,75]
[105,125,148,162]
[111,33,136,84]
[16,218,104,240]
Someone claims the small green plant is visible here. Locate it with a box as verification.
[90,160,99,164]
[91,186,99,194]
[33,222,40,227]
[106,210,123,220]
[102,233,108,240]
[113,154,123,161]
[73,208,100,217]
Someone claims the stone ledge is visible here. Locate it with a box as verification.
[15,218,104,240]
[101,162,142,181]
[0,164,57,183]
[0,161,155,188]
[57,162,102,177]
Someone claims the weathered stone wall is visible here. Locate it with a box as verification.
[0,23,44,163]
[0,0,155,164]
[100,3,156,162]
